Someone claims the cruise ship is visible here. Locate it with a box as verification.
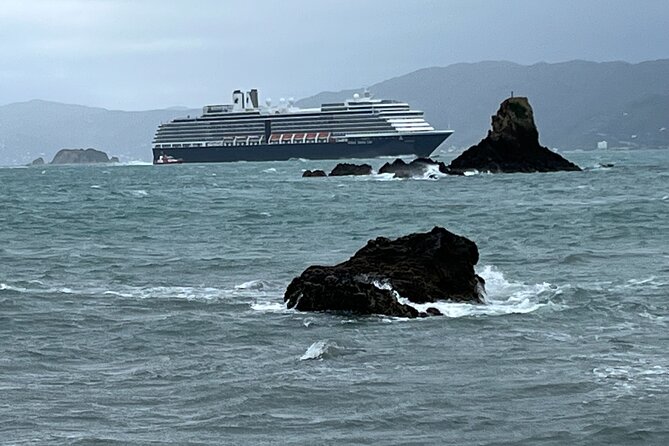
[152,89,452,163]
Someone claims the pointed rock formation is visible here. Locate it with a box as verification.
[449,97,581,173]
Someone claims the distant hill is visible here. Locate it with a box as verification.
[1,60,668,165]
[298,60,669,151]
[0,100,197,165]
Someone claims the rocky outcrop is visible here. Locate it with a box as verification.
[379,157,458,178]
[329,163,373,176]
[50,148,116,164]
[302,169,327,177]
[29,157,45,166]
[284,227,485,318]
[448,97,581,173]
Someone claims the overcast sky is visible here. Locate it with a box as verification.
[1,0,668,110]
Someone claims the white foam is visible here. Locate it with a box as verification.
[123,160,153,166]
[235,279,273,291]
[0,283,27,293]
[250,301,286,312]
[300,340,331,361]
[370,172,400,181]
[592,363,669,396]
[414,164,447,181]
[262,167,277,173]
[128,189,148,197]
[463,170,479,176]
[383,265,560,318]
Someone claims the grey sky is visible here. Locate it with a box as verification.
[1,0,668,110]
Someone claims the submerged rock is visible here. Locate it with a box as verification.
[284,227,485,318]
[449,97,581,173]
[329,163,372,176]
[50,148,116,164]
[302,169,327,177]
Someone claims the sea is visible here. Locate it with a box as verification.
[1,149,668,445]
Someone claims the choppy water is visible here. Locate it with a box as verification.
[1,149,668,445]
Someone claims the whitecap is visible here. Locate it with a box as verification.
[370,172,399,181]
[592,363,669,397]
[381,265,561,318]
[123,160,153,166]
[90,185,102,189]
[234,279,274,291]
[414,164,447,181]
[262,167,277,173]
[128,189,148,197]
[300,340,337,361]
[250,301,286,312]
[463,170,479,176]
[0,283,28,293]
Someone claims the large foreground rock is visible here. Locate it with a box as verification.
[51,148,115,164]
[284,227,485,318]
[449,97,581,173]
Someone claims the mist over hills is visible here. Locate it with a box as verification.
[298,59,669,152]
[0,101,197,165]
[1,60,668,165]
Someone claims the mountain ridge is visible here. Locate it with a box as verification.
[1,59,667,165]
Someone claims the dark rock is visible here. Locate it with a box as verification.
[50,148,114,164]
[426,307,443,316]
[29,157,45,166]
[449,97,581,173]
[329,163,372,176]
[379,157,456,178]
[110,156,120,163]
[302,169,327,177]
[284,227,485,318]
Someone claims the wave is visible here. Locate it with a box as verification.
[592,362,669,397]
[121,160,153,166]
[392,265,562,318]
[299,339,345,361]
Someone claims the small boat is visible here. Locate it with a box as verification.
[154,154,184,165]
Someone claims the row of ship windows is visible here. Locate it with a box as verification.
[186,109,423,124]
[167,115,411,128]
[155,131,393,143]
[156,124,396,138]
[154,135,335,148]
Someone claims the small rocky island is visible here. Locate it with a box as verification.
[37,148,119,165]
[301,96,580,178]
[284,227,485,318]
[448,97,581,173]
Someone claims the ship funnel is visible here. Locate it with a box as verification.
[249,89,259,108]
[232,89,244,111]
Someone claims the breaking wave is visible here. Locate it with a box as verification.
[390,265,563,318]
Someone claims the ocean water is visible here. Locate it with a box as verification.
[1,149,668,445]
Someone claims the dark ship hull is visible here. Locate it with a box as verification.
[152,132,452,164]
